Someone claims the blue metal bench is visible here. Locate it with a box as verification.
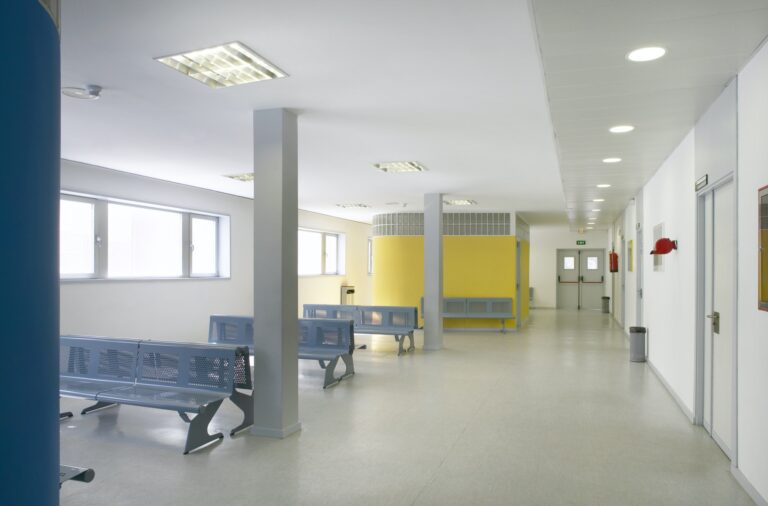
[299,318,355,388]
[59,336,251,454]
[302,304,418,355]
[421,297,514,332]
[208,314,355,389]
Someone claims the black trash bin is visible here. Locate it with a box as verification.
[630,327,647,362]
[601,296,610,313]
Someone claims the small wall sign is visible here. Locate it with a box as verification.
[695,174,709,191]
[576,240,586,246]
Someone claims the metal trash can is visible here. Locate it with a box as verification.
[601,296,610,313]
[630,327,647,362]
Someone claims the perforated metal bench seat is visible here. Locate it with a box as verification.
[421,297,515,332]
[96,385,230,413]
[302,304,418,355]
[299,318,355,388]
[59,336,251,453]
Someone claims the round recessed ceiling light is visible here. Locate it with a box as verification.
[627,46,666,62]
[597,184,611,188]
[609,125,635,134]
[602,157,622,164]
[62,85,102,100]
[593,198,605,202]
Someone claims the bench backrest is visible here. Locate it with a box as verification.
[60,335,140,385]
[422,297,514,317]
[299,318,355,355]
[208,315,254,347]
[137,341,238,394]
[302,304,418,332]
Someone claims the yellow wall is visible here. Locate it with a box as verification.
[520,240,530,322]
[372,235,520,330]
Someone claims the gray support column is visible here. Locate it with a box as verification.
[251,109,301,438]
[423,193,444,350]
[0,2,60,504]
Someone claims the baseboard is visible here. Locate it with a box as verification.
[250,421,302,439]
[731,465,768,506]
[646,359,695,423]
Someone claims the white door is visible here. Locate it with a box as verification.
[579,249,605,311]
[704,181,735,457]
[556,249,579,309]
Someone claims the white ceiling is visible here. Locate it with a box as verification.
[531,0,768,229]
[60,0,564,223]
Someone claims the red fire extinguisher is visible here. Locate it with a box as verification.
[609,251,619,273]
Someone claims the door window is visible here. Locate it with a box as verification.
[587,256,599,270]
[563,257,575,270]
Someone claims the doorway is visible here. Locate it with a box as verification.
[556,249,606,310]
[695,176,737,461]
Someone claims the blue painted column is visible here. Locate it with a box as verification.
[0,1,61,505]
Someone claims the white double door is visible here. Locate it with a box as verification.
[556,249,605,310]
[702,181,735,458]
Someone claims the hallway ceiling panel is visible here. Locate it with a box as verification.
[532,0,768,229]
[60,0,564,223]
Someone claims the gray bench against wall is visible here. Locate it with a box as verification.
[421,297,514,332]
[299,318,355,388]
[302,304,418,355]
[209,315,254,347]
[60,336,252,454]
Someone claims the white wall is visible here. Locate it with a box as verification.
[611,199,639,333]
[60,161,373,342]
[297,209,372,315]
[60,160,254,342]
[736,44,768,503]
[529,225,609,308]
[642,131,697,418]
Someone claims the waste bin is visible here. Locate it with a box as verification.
[601,296,610,314]
[630,327,647,362]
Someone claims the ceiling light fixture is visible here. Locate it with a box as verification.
[156,41,287,88]
[336,203,371,209]
[224,172,254,182]
[602,157,622,164]
[609,125,635,133]
[374,161,427,173]
[587,227,594,230]
[593,198,605,202]
[627,46,666,62]
[592,209,601,212]
[62,85,102,100]
[597,184,611,188]
[443,199,477,206]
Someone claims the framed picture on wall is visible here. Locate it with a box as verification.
[628,240,634,272]
[760,185,767,311]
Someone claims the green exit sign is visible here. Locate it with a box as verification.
[576,240,586,245]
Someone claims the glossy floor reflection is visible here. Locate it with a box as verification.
[60,310,753,505]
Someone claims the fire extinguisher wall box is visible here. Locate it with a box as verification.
[609,251,619,273]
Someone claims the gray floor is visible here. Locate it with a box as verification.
[60,310,753,505]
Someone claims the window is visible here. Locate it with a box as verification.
[563,256,575,270]
[298,228,342,276]
[587,256,599,270]
[59,193,227,280]
[60,197,96,277]
[760,186,768,310]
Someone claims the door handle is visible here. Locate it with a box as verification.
[706,312,720,334]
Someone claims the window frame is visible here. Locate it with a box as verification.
[368,237,373,275]
[759,185,768,311]
[297,227,343,277]
[59,191,228,282]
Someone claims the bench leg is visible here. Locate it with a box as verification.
[228,390,254,437]
[59,412,73,421]
[501,319,506,334]
[178,399,225,455]
[322,356,342,389]
[80,401,117,415]
[340,353,355,379]
[406,332,415,352]
[395,333,416,356]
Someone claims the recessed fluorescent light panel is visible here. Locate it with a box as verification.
[374,161,427,173]
[602,157,622,164]
[593,199,605,202]
[156,42,287,88]
[597,184,611,188]
[592,209,602,212]
[443,199,477,206]
[336,203,371,209]
[224,172,254,182]
[627,46,666,62]
[609,125,634,133]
